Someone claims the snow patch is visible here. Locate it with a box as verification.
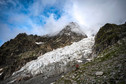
[86,59,92,62]
[35,42,44,45]
[0,68,3,76]
[76,60,83,63]
[0,72,3,76]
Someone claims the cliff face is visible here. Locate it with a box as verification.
[55,23,126,84]
[93,23,126,55]
[0,22,87,80]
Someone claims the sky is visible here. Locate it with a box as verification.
[0,0,126,46]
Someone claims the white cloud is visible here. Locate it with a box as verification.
[0,23,28,42]
[43,14,72,35]
[63,0,126,36]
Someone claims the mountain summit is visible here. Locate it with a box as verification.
[58,22,86,36]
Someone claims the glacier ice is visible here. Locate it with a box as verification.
[12,37,94,79]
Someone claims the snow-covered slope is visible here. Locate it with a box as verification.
[11,37,94,82]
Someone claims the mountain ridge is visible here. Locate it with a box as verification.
[58,22,86,36]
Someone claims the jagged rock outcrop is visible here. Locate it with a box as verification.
[55,22,126,84]
[0,22,87,81]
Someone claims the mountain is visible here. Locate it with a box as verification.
[0,22,87,81]
[55,23,126,84]
[0,22,126,84]
[57,22,86,36]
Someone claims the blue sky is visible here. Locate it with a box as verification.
[0,0,70,46]
[0,0,126,46]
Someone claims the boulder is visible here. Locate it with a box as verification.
[95,71,103,76]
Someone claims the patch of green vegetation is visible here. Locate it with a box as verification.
[94,23,126,55]
[64,79,72,84]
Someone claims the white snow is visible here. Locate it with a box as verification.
[12,37,94,78]
[0,68,3,76]
[76,60,83,63]
[0,72,3,76]
[86,59,92,62]
[35,42,44,45]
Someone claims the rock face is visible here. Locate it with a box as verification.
[0,22,87,80]
[58,22,86,36]
[55,23,126,84]
[93,23,126,55]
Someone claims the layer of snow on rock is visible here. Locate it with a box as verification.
[13,37,94,77]
[35,42,44,45]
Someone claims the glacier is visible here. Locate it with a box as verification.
[11,37,94,82]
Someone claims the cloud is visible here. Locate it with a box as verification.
[0,23,27,42]
[64,0,126,35]
[71,0,126,25]
[0,0,126,46]
[43,14,72,35]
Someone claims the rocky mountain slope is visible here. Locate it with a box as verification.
[0,22,126,84]
[0,22,87,81]
[4,37,94,84]
[55,23,126,84]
